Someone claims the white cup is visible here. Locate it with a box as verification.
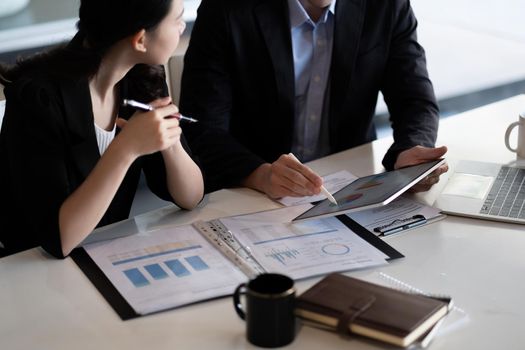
[505,112,525,159]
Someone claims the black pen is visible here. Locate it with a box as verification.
[375,215,427,236]
[122,99,198,123]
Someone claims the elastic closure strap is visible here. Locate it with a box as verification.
[336,296,376,335]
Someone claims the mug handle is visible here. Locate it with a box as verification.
[505,121,520,152]
[233,283,247,320]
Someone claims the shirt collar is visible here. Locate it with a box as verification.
[288,0,336,28]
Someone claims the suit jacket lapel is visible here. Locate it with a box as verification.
[59,77,100,179]
[329,0,365,147]
[254,0,295,121]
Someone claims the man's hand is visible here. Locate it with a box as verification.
[394,145,449,192]
[242,154,323,199]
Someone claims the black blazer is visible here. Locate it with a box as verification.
[0,71,196,258]
[180,0,439,193]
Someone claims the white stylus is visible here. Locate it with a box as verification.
[288,153,338,205]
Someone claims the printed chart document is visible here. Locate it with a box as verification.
[217,205,389,280]
[74,204,402,318]
[83,225,246,315]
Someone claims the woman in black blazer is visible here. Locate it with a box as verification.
[0,0,204,258]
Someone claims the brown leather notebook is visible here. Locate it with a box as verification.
[295,273,448,347]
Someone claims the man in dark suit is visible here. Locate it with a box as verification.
[180,0,448,198]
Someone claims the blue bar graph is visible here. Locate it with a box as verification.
[123,268,150,287]
[185,255,210,271]
[144,263,169,280]
[165,259,191,277]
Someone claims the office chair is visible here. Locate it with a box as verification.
[166,54,185,106]
[0,99,5,128]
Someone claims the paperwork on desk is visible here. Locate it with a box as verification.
[217,205,389,280]
[83,225,247,315]
[348,196,445,235]
[81,204,397,316]
[278,170,444,235]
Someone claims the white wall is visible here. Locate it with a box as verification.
[375,0,525,116]
[412,0,525,99]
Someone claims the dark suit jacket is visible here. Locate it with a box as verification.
[0,70,196,258]
[180,0,439,193]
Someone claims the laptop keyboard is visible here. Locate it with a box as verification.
[480,166,525,218]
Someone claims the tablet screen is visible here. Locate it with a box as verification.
[293,159,445,221]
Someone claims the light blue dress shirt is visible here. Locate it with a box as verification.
[288,0,336,162]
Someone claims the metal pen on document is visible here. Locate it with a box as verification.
[122,99,198,123]
[377,215,427,236]
[288,153,338,205]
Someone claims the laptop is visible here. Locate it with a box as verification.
[435,160,525,224]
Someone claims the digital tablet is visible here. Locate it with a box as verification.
[292,159,446,222]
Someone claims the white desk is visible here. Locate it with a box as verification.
[1,95,525,350]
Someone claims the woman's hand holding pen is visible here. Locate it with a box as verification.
[243,154,324,199]
[116,97,183,157]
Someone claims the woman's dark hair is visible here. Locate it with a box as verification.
[0,0,173,98]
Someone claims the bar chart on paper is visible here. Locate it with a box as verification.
[84,225,246,315]
[107,242,212,288]
[121,254,210,287]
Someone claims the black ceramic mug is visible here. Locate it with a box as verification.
[233,273,296,348]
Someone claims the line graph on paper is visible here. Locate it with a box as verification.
[264,247,301,265]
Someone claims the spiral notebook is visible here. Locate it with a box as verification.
[71,205,403,319]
